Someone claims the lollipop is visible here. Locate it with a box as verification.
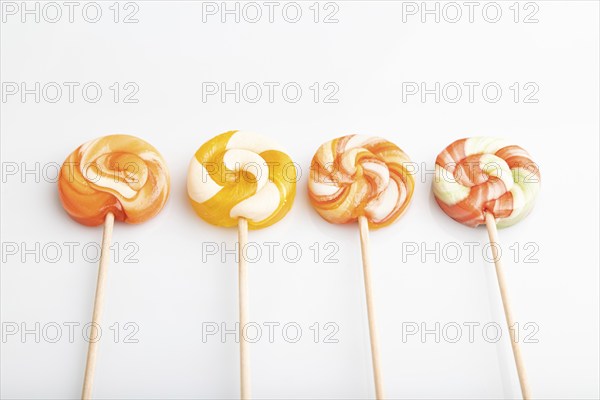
[187,130,296,399]
[309,135,415,399]
[433,137,540,229]
[58,134,170,399]
[433,137,540,399]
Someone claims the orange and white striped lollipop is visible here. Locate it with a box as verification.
[308,134,414,228]
[433,137,540,399]
[308,134,414,399]
[58,134,170,399]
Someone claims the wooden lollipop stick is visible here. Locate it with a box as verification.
[358,216,384,400]
[485,213,531,400]
[82,212,115,400]
[238,217,251,400]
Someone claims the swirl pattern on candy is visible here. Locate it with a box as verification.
[433,137,541,229]
[308,135,415,229]
[58,134,170,226]
[187,130,296,229]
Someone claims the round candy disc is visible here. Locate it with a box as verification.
[187,130,296,229]
[308,135,415,229]
[433,137,541,228]
[58,134,170,226]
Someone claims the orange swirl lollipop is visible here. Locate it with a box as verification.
[58,134,170,399]
[308,135,415,399]
[59,134,170,226]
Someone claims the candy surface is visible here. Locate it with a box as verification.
[187,130,296,229]
[308,135,415,229]
[58,135,170,226]
[433,137,541,228]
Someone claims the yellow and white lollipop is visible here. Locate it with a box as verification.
[187,130,296,399]
[187,130,296,229]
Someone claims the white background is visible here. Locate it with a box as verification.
[1,1,599,399]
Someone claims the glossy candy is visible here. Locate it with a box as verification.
[308,135,415,229]
[433,137,541,228]
[187,130,296,229]
[58,134,170,226]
